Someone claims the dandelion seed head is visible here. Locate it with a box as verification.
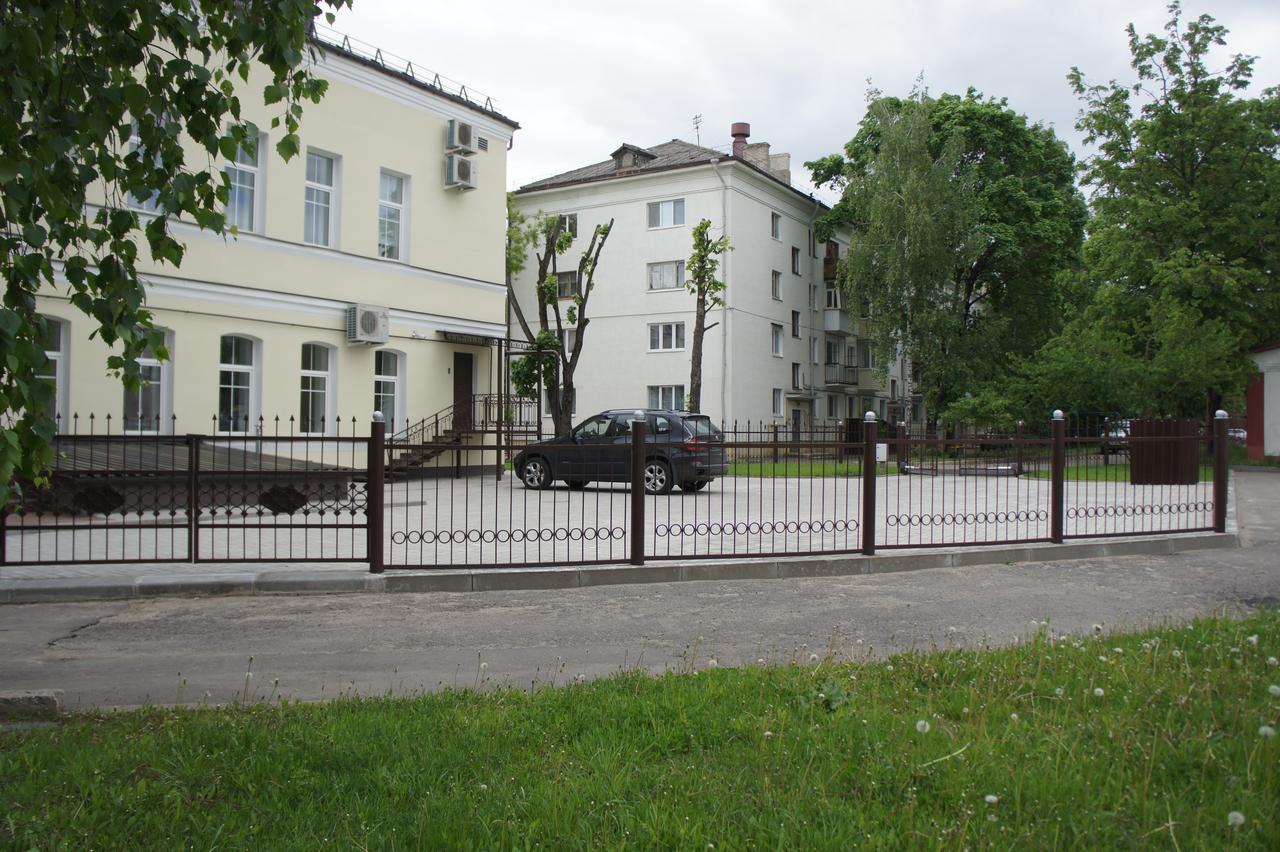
[1054,687,1064,697]
[763,730,774,739]
[886,664,894,672]
[1247,634,1259,646]
[1172,649,1182,658]
[478,783,488,791]
[757,658,766,665]
[1269,684,1280,697]
[962,706,970,714]
[984,794,999,804]
[809,653,819,663]
[1228,811,1246,827]
[916,720,930,733]
[1268,657,1278,667]
[1093,688,1105,698]
[707,659,718,668]
[1010,713,1019,721]
[479,662,488,671]
[1260,725,1276,739]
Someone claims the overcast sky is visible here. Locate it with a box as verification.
[330,1,1278,202]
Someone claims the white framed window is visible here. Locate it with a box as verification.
[378,171,406,260]
[123,336,168,434]
[37,316,67,427]
[771,323,783,356]
[792,362,802,389]
[559,213,578,238]
[374,350,402,432]
[304,150,337,247]
[647,384,685,410]
[556,271,580,299]
[770,212,782,240]
[127,118,162,212]
[225,132,260,233]
[791,311,801,338]
[647,198,685,229]
[558,327,577,355]
[826,286,841,309]
[648,260,685,291]
[218,335,258,434]
[859,341,874,368]
[299,343,334,435]
[771,270,782,300]
[791,246,801,275]
[772,388,783,416]
[648,322,685,352]
[826,339,842,365]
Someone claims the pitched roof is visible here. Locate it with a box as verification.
[518,139,729,192]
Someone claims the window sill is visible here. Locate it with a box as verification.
[647,224,686,231]
[647,349,687,354]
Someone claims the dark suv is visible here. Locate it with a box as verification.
[512,409,727,494]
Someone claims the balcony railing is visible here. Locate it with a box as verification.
[824,363,858,385]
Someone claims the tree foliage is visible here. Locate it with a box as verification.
[809,87,1086,419]
[505,210,613,436]
[684,218,730,414]
[1,0,349,496]
[1064,1,1279,411]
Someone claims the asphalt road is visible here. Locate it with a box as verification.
[3,472,1277,711]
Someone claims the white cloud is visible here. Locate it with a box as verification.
[331,1,1280,201]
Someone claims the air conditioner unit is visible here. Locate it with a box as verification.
[445,154,477,190]
[345,304,390,345]
[446,119,477,155]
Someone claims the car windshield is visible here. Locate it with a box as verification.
[684,416,722,439]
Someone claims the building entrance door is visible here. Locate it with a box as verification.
[453,352,474,431]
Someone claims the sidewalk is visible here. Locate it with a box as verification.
[1,471,1271,604]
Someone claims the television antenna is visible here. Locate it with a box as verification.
[692,114,703,145]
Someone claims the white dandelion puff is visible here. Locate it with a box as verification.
[1228,811,1246,827]
[707,659,718,668]
[886,664,894,672]
[1269,684,1280,697]
[1268,657,1278,667]
[1093,688,1105,698]
[809,653,819,663]
[1172,649,1182,658]
[1247,635,1259,646]
[478,783,488,791]
[763,730,774,739]
[757,658,766,665]
[1260,725,1276,739]
[1054,687,1064,697]
[962,706,970,714]
[916,720,930,733]
[984,794,999,804]
[479,662,488,671]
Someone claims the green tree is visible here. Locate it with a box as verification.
[505,211,613,437]
[809,87,1087,419]
[1067,1,1280,414]
[1,0,350,497]
[684,219,730,414]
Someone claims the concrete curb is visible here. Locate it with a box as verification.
[0,532,1239,604]
[0,690,64,721]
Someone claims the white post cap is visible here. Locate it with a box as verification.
[1052,409,1065,421]
[864,410,877,422]
[372,410,385,423]
[1214,409,1229,419]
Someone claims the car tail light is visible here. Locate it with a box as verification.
[683,437,705,451]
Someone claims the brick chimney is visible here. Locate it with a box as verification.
[731,122,750,158]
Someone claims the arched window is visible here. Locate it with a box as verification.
[373,349,403,432]
[218,335,257,433]
[300,342,335,435]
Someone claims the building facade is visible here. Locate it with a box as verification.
[36,31,517,437]
[509,123,912,432]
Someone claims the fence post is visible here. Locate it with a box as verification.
[630,417,647,566]
[1213,409,1228,533]
[368,412,386,574]
[861,411,877,556]
[1051,409,1065,544]
[187,434,200,563]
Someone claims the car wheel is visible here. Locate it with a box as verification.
[644,459,674,495]
[521,457,552,490]
[679,480,708,492]
[567,480,588,490]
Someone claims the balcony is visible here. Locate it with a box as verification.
[823,308,853,335]
[824,363,858,386]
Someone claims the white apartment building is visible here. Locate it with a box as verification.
[509,123,912,432]
[35,29,518,437]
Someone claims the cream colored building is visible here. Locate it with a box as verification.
[36,31,517,438]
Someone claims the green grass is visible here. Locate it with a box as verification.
[1231,443,1280,468]
[1026,463,1215,482]
[4,613,1280,848]
[729,460,898,477]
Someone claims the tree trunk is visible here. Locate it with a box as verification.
[688,287,707,413]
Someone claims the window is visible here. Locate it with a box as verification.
[557,327,577,355]
[770,212,781,239]
[648,260,684,291]
[304,151,336,246]
[648,322,685,352]
[859,295,871,318]
[771,270,782,300]
[810,336,818,365]
[826,286,841,309]
[218,335,256,433]
[299,343,333,434]
[378,171,405,260]
[647,384,685,410]
[847,345,857,369]
[37,317,66,426]
[828,394,838,418]
[848,396,857,419]
[859,341,875,369]
[647,198,685,229]
[891,378,898,399]
[770,323,783,356]
[556,270,580,299]
[772,388,783,416]
[127,119,162,212]
[791,246,801,275]
[225,132,259,232]
[544,387,575,416]
[374,350,400,431]
[791,311,801,338]
[123,339,165,433]
[559,213,578,238]
[791,362,802,389]
[826,339,841,365]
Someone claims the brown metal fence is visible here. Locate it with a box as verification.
[3,411,1232,570]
